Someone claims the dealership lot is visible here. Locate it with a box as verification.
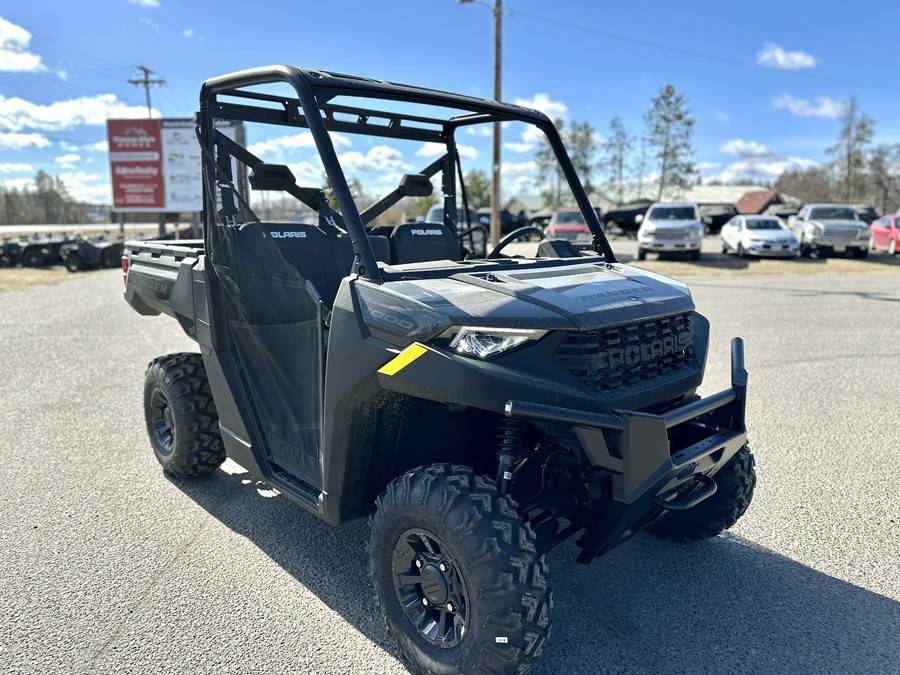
[0,266,898,674]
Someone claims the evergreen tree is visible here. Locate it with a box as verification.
[644,85,696,201]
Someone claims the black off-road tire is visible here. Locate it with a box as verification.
[65,253,84,273]
[23,250,46,267]
[144,352,226,478]
[647,444,756,542]
[852,248,868,259]
[369,464,552,675]
[637,247,647,261]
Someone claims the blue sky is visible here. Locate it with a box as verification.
[1,0,899,204]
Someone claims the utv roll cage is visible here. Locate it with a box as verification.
[197,65,615,270]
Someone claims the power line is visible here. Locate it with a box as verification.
[128,65,165,118]
[507,7,900,94]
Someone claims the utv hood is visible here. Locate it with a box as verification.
[375,262,695,332]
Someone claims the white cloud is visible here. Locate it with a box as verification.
[720,139,778,160]
[415,142,477,159]
[91,140,109,152]
[127,0,160,7]
[757,43,817,70]
[0,94,151,132]
[55,153,81,169]
[58,170,111,203]
[3,177,33,191]
[339,145,410,173]
[286,160,324,185]
[0,132,50,149]
[501,160,537,176]
[503,141,533,154]
[713,111,730,123]
[0,162,33,173]
[247,131,350,157]
[182,29,195,38]
[139,17,160,31]
[772,93,846,119]
[513,93,568,121]
[0,17,44,73]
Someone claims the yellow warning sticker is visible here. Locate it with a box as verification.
[377,344,428,376]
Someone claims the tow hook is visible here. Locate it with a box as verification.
[656,474,717,511]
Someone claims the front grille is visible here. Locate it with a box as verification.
[652,229,688,240]
[823,227,860,244]
[554,313,694,393]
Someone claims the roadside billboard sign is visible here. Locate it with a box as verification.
[107,117,240,213]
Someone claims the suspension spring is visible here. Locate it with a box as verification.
[495,418,526,494]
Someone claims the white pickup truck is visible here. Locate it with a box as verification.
[788,203,870,258]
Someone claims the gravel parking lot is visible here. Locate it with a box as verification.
[1,260,898,674]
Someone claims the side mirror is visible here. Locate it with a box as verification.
[398,174,433,198]
[249,163,296,191]
[635,213,644,225]
[702,215,713,225]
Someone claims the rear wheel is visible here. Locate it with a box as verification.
[65,253,84,273]
[637,247,647,261]
[647,444,756,542]
[144,352,225,477]
[369,464,552,675]
[736,243,746,258]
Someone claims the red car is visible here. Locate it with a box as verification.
[870,214,900,255]
[543,207,591,243]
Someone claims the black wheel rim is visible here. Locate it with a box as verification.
[392,528,468,648]
[149,386,174,455]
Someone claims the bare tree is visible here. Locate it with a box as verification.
[536,118,598,208]
[602,117,632,203]
[566,120,598,195]
[774,166,835,204]
[827,98,874,204]
[644,84,696,201]
[868,143,900,214]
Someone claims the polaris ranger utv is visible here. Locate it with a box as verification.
[123,65,755,675]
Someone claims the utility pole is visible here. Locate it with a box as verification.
[457,0,502,246]
[128,65,165,118]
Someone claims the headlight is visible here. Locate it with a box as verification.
[640,225,656,235]
[858,229,870,239]
[687,223,702,232]
[805,224,821,237]
[437,326,547,359]
[357,284,451,341]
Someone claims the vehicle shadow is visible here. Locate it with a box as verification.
[171,467,900,674]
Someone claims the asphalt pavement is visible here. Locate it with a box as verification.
[0,266,898,674]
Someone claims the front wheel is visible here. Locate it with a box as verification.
[637,247,647,261]
[144,352,226,477]
[369,464,552,675]
[647,444,756,542]
[889,238,897,256]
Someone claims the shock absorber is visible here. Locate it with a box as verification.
[495,418,525,495]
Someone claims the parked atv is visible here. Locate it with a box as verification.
[61,235,124,272]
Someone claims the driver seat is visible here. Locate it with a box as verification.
[390,223,461,264]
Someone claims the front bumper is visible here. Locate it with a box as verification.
[506,337,748,563]
[746,241,798,257]
[805,237,867,252]
[639,237,702,251]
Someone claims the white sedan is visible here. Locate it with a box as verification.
[721,215,799,258]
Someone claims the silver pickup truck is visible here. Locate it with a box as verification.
[788,203,870,258]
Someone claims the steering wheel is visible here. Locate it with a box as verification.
[487,226,546,259]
